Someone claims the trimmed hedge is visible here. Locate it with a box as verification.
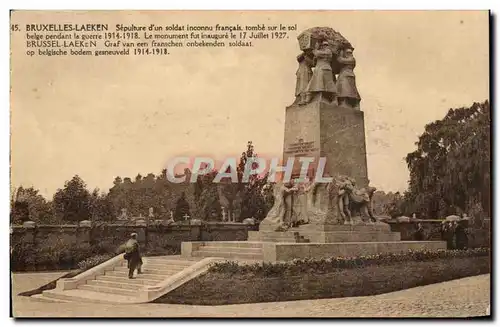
[208,248,490,277]
[11,239,177,272]
[10,241,107,272]
[156,248,491,305]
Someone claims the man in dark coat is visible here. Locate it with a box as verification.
[454,220,469,250]
[441,222,455,249]
[124,233,143,279]
[414,222,425,241]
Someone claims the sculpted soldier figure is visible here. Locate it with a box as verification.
[294,27,360,107]
[336,46,361,109]
[295,50,314,105]
[304,40,337,104]
[259,181,299,231]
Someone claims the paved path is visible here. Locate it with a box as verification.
[11,273,490,318]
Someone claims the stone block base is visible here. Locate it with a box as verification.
[294,222,391,232]
[181,240,447,263]
[248,230,400,243]
[299,231,400,243]
[248,231,310,243]
[262,241,446,262]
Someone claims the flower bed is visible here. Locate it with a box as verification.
[208,248,490,276]
[156,248,490,305]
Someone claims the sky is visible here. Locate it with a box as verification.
[10,10,489,199]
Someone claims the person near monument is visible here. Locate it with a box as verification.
[295,50,314,105]
[336,46,361,109]
[441,221,455,249]
[413,222,425,241]
[454,219,469,250]
[123,233,143,279]
[304,40,337,103]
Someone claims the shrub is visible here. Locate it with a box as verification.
[10,239,115,272]
[10,242,37,270]
[144,233,180,256]
[77,254,113,270]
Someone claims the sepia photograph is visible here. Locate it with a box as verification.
[9,9,491,318]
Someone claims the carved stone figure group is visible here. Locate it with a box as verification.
[260,175,378,232]
[295,37,361,109]
[331,175,377,224]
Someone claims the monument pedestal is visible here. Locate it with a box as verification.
[283,99,369,187]
[182,222,446,263]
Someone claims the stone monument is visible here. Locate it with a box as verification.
[260,27,372,234]
[285,27,368,185]
[181,27,446,262]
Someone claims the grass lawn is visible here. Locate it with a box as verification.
[156,256,490,305]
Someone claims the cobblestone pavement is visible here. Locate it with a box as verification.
[12,273,490,318]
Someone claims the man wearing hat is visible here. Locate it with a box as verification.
[124,232,143,279]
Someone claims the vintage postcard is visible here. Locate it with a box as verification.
[10,10,491,318]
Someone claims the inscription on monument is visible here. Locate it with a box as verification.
[284,139,319,155]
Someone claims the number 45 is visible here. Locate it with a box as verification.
[11,24,19,32]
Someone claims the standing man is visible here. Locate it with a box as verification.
[441,222,455,249]
[124,233,143,279]
[454,220,469,250]
[414,222,425,241]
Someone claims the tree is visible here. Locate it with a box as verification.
[404,100,490,219]
[193,171,222,221]
[371,190,399,216]
[174,192,191,221]
[219,164,240,221]
[90,188,114,221]
[385,192,404,218]
[52,175,91,222]
[107,176,126,217]
[236,141,270,221]
[11,186,53,224]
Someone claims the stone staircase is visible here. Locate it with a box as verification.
[191,242,264,261]
[248,231,310,243]
[182,223,447,262]
[34,255,219,304]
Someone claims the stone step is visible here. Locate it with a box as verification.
[105,270,165,281]
[193,250,263,260]
[43,289,139,304]
[87,279,145,290]
[143,268,184,275]
[96,275,158,286]
[113,266,184,275]
[193,242,264,249]
[142,262,190,270]
[249,235,296,239]
[143,258,195,266]
[78,284,139,297]
[250,231,301,236]
[31,293,73,303]
[254,237,309,242]
[200,246,263,254]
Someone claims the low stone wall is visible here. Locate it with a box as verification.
[387,220,490,248]
[10,220,258,254]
